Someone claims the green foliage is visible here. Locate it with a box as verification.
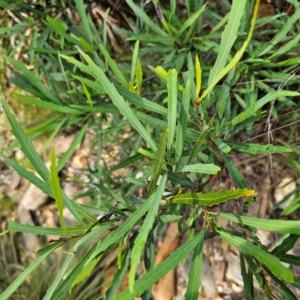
[1,0,300,299]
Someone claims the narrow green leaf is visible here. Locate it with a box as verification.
[271,235,299,257]
[50,245,97,299]
[168,189,256,206]
[57,121,89,171]
[125,0,167,37]
[129,174,167,292]
[74,0,93,44]
[43,254,74,300]
[69,256,101,293]
[185,226,205,299]
[280,254,300,266]
[1,98,49,181]
[131,40,139,83]
[177,5,206,36]
[66,50,157,152]
[14,93,82,114]
[167,69,177,160]
[199,0,259,102]
[254,8,300,57]
[46,15,66,33]
[178,163,220,174]
[0,242,60,300]
[115,232,204,299]
[135,58,142,95]
[0,153,89,225]
[218,230,294,283]
[100,44,128,88]
[213,138,231,153]
[195,54,202,99]
[5,57,61,105]
[188,122,213,163]
[106,247,132,300]
[84,183,167,266]
[115,84,168,116]
[231,90,300,126]
[227,142,292,155]
[50,147,67,233]
[0,23,29,35]
[72,224,113,253]
[175,80,190,168]
[149,130,168,196]
[215,213,300,235]
[8,220,87,235]
[220,152,247,188]
[207,0,246,91]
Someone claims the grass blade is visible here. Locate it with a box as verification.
[167,69,177,160]
[185,226,205,299]
[218,230,294,283]
[1,98,49,181]
[207,0,246,91]
[175,80,190,169]
[216,213,300,235]
[129,173,167,292]
[50,147,67,233]
[115,231,204,299]
[149,129,168,196]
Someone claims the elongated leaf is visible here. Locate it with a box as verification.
[254,8,300,57]
[185,226,205,299]
[280,254,300,266]
[61,52,157,152]
[43,254,74,300]
[106,247,132,300]
[214,138,231,153]
[0,152,51,195]
[175,80,191,168]
[74,0,93,44]
[6,57,61,105]
[57,121,89,171]
[1,242,61,300]
[218,230,294,283]
[50,147,67,232]
[14,93,82,115]
[215,213,300,235]
[227,142,292,155]
[178,163,220,174]
[195,54,202,99]
[8,220,87,235]
[72,224,113,253]
[188,122,213,163]
[177,5,206,36]
[50,245,97,299]
[167,69,177,159]
[69,256,101,293]
[115,84,168,116]
[199,0,259,102]
[207,0,246,89]
[129,173,167,292]
[125,0,167,37]
[100,44,128,88]
[84,181,167,266]
[220,152,247,188]
[149,130,168,195]
[1,99,49,181]
[167,189,256,206]
[115,231,204,299]
[231,90,300,126]
[271,235,299,257]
